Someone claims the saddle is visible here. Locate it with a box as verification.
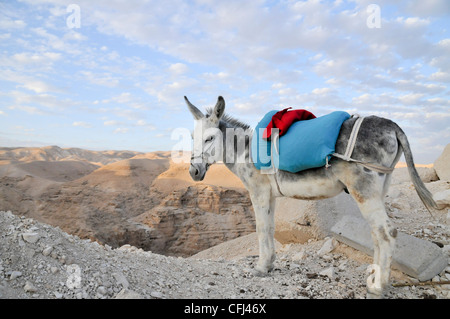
[251,109,350,173]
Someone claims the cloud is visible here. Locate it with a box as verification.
[79,71,120,88]
[169,63,189,75]
[72,121,92,128]
[114,128,129,134]
[103,120,120,126]
[0,7,27,30]
[0,69,62,94]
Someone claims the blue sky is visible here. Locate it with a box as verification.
[0,0,449,163]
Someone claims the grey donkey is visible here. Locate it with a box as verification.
[185,95,438,298]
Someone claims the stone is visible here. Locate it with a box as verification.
[42,246,53,256]
[112,272,129,289]
[22,232,40,244]
[319,267,335,279]
[115,289,143,299]
[150,291,163,298]
[24,281,37,293]
[330,215,448,281]
[97,286,107,295]
[291,250,306,261]
[434,144,450,181]
[317,237,337,256]
[10,271,22,280]
[433,190,450,210]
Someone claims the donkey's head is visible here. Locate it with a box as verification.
[185,96,225,181]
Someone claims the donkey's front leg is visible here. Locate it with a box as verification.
[249,191,276,275]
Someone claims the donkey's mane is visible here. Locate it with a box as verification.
[205,108,251,130]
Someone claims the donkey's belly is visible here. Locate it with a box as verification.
[272,168,344,199]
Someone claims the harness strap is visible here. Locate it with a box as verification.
[270,130,285,197]
[332,115,394,175]
[343,115,364,161]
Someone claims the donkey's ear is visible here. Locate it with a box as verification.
[185,96,204,120]
[212,96,225,121]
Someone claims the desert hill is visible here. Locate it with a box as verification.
[0,146,255,256]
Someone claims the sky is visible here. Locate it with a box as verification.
[0,0,449,163]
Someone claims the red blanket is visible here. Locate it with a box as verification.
[263,107,316,139]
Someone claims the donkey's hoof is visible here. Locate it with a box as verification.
[366,290,383,299]
[253,264,273,277]
[252,269,270,277]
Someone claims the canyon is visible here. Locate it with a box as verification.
[0,146,255,257]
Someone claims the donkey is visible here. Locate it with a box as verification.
[184,95,438,298]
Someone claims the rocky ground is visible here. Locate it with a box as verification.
[1,210,448,299]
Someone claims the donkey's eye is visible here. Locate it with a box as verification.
[205,136,214,143]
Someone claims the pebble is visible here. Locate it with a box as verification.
[113,272,129,289]
[317,238,338,256]
[150,291,163,298]
[97,286,107,295]
[115,289,143,299]
[10,271,22,280]
[24,281,38,293]
[22,232,40,244]
[292,250,305,261]
[319,266,335,279]
[42,246,53,256]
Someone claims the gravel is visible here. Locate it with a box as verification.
[1,210,448,299]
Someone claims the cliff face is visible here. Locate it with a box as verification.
[0,146,255,257]
[135,185,254,256]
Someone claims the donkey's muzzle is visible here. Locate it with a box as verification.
[189,163,206,181]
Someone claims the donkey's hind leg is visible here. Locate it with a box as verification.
[357,198,396,298]
[346,169,397,298]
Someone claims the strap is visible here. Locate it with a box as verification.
[341,116,364,161]
[270,130,284,196]
[332,153,394,174]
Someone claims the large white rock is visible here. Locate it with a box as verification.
[433,189,450,209]
[330,215,448,281]
[434,144,450,181]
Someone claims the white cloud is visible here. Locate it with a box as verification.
[79,70,119,88]
[72,121,92,128]
[169,63,188,75]
[19,79,60,94]
[429,71,450,82]
[114,128,129,134]
[12,52,61,65]
[312,87,332,95]
[398,93,424,105]
[0,13,26,30]
[103,120,120,126]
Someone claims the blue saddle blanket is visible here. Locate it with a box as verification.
[251,110,350,173]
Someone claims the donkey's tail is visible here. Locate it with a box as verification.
[395,125,438,214]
